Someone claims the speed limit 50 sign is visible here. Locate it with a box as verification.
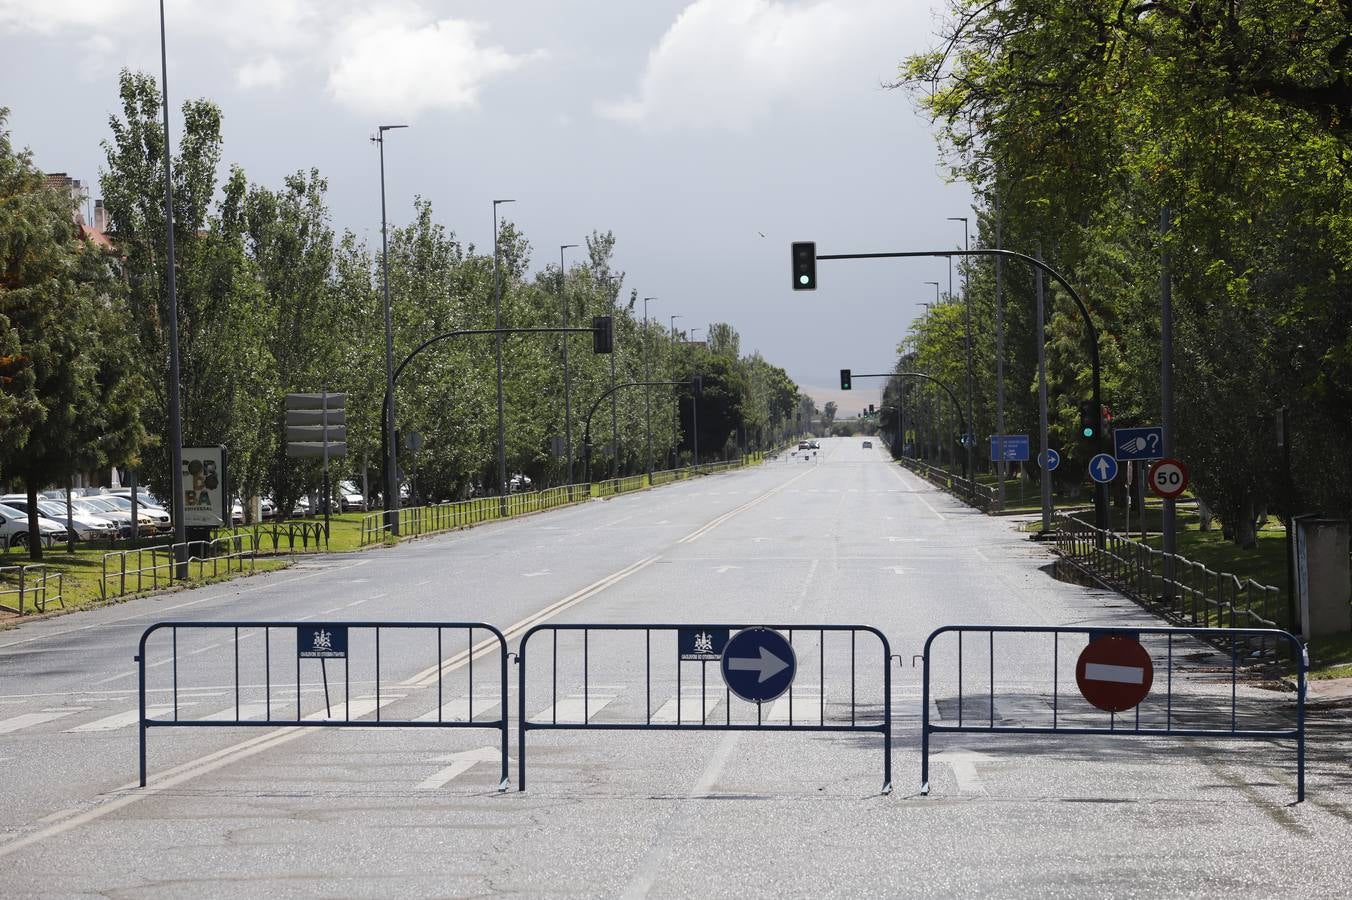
[1148,458,1189,499]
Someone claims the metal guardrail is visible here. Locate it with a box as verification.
[901,458,997,508]
[358,456,763,546]
[136,620,508,788]
[100,536,259,600]
[214,520,328,554]
[0,564,64,615]
[1052,512,1284,632]
[920,624,1307,802]
[516,623,893,793]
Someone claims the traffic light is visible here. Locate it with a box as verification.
[1078,400,1099,441]
[691,375,703,396]
[840,369,852,390]
[791,242,816,290]
[592,316,613,354]
[868,403,876,415]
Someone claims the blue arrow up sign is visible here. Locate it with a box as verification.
[720,627,796,704]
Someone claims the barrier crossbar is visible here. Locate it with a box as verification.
[136,620,508,789]
[920,624,1307,802]
[517,623,892,793]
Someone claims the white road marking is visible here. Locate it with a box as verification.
[649,691,722,724]
[1084,662,1145,685]
[522,570,550,578]
[0,708,89,734]
[67,704,188,732]
[766,691,822,723]
[882,566,908,575]
[413,696,501,723]
[713,565,740,574]
[935,749,990,794]
[201,702,271,722]
[677,467,814,544]
[534,692,617,724]
[417,747,503,790]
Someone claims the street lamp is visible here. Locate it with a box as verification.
[493,199,515,508]
[924,281,940,304]
[669,314,681,466]
[373,124,408,534]
[559,243,578,484]
[643,297,657,481]
[690,327,703,343]
[157,0,187,575]
[947,216,973,487]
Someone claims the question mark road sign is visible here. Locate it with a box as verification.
[1113,426,1164,461]
[1148,458,1189,499]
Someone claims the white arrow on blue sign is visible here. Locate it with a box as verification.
[720,627,796,704]
[1089,453,1119,483]
[1039,448,1061,471]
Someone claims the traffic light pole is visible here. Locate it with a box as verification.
[581,380,694,485]
[380,324,608,534]
[847,372,972,497]
[813,247,1107,535]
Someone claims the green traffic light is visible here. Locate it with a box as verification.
[1082,426,1094,438]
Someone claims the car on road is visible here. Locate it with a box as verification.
[808,439,821,449]
[0,502,67,551]
[862,440,873,449]
[798,440,811,450]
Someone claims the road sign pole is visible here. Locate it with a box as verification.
[995,198,1006,511]
[1160,206,1176,594]
[1036,246,1052,532]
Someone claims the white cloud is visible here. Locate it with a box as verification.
[326,9,541,117]
[599,0,909,132]
[236,57,285,90]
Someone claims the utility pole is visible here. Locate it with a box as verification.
[158,0,187,577]
[994,197,1006,510]
[1037,245,1052,532]
[948,216,973,492]
[559,243,578,484]
[373,124,407,535]
[1160,206,1178,592]
[492,199,515,512]
[643,297,657,482]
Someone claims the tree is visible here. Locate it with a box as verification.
[0,108,147,559]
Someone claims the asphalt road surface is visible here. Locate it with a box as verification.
[2,437,1349,897]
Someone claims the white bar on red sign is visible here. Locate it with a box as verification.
[1084,663,1145,685]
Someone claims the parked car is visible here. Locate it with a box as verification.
[71,497,141,537]
[108,489,169,512]
[338,481,366,512]
[0,502,66,551]
[508,474,533,493]
[98,495,172,531]
[0,496,119,542]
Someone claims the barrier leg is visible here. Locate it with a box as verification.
[920,651,931,795]
[499,646,510,792]
[517,652,527,791]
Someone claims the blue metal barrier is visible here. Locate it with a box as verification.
[919,624,1307,802]
[517,623,892,793]
[136,621,508,788]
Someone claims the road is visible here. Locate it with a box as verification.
[1,437,1348,896]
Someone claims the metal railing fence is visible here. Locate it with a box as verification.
[100,535,260,600]
[901,458,997,508]
[0,564,64,615]
[1053,512,1284,633]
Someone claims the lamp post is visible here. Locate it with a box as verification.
[947,216,973,489]
[690,327,703,343]
[669,314,681,466]
[643,297,657,481]
[559,243,578,484]
[492,199,515,510]
[373,124,408,534]
[157,0,187,575]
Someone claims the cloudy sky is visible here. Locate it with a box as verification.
[1,0,972,413]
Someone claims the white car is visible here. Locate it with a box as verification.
[98,495,171,531]
[338,481,366,512]
[0,502,66,551]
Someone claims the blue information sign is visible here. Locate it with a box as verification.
[1089,453,1119,483]
[297,625,347,659]
[720,627,796,704]
[1039,448,1061,471]
[1113,426,1164,461]
[679,627,729,661]
[989,434,1030,462]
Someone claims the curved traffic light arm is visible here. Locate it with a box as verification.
[849,371,972,493]
[581,379,696,484]
[811,245,1107,532]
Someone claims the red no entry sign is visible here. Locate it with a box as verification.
[1148,457,1189,499]
[1076,635,1153,712]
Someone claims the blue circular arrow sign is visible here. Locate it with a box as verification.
[1089,452,1119,483]
[720,627,796,704]
[1039,448,1061,471]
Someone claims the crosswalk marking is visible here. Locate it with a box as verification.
[766,691,823,723]
[0,708,88,735]
[649,691,723,724]
[67,704,187,732]
[414,696,501,723]
[202,702,272,722]
[534,693,617,724]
